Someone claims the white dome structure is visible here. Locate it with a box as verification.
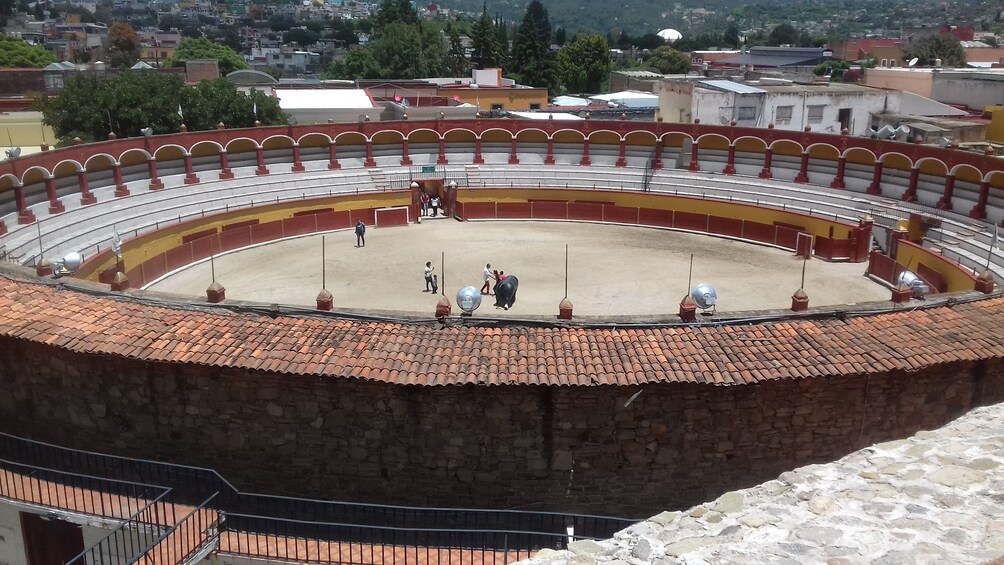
[657,28,683,43]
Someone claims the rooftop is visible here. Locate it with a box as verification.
[0,273,1001,387]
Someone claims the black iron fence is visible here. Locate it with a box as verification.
[0,432,639,562]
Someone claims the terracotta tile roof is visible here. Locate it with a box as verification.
[1,277,1002,386]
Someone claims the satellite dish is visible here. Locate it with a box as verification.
[455,286,482,316]
[53,251,84,277]
[908,57,919,67]
[691,283,717,312]
[5,147,21,159]
[140,127,153,137]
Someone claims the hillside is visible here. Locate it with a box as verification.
[434,0,999,39]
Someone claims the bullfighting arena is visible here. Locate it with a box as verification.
[144,219,889,317]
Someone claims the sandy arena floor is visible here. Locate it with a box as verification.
[144,219,891,319]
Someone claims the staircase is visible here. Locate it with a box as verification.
[465,165,482,188]
[368,168,390,191]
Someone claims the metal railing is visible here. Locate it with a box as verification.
[65,491,173,565]
[220,514,578,564]
[0,432,638,562]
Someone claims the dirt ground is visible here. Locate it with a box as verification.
[145,219,891,319]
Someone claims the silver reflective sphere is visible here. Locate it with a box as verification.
[456,286,482,313]
[897,270,920,287]
[691,283,717,310]
[61,251,83,273]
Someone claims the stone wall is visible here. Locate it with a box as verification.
[1,338,1001,517]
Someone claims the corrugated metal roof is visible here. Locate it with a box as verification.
[699,80,768,94]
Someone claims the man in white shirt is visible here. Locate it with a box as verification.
[480,263,492,295]
[425,262,435,292]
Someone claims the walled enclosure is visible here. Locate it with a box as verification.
[1,275,1003,517]
[2,119,1004,520]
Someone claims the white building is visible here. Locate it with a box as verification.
[657,78,901,136]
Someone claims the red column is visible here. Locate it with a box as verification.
[759,148,773,179]
[615,138,627,167]
[902,167,919,202]
[15,184,35,224]
[723,143,736,175]
[867,161,883,195]
[545,137,555,165]
[508,138,519,165]
[473,138,484,164]
[45,177,65,214]
[437,139,448,165]
[400,139,412,166]
[970,181,989,219]
[937,174,955,210]
[113,163,130,196]
[219,152,234,179]
[328,142,340,170]
[688,142,700,172]
[652,141,663,169]
[292,144,305,172]
[364,140,376,167]
[78,171,96,205]
[148,159,164,190]
[580,139,591,166]
[255,146,269,176]
[830,156,846,189]
[183,154,200,185]
[794,152,809,184]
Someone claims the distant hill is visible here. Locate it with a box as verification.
[433,0,998,41]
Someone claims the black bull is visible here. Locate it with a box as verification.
[493,276,518,310]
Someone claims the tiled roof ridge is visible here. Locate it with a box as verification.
[1,277,1002,386]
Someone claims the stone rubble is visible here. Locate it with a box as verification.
[520,403,1004,565]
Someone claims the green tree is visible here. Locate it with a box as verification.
[0,35,56,67]
[470,4,502,69]
[509,0,556,89]
[557,34,609,93]
[368,22,443,78]
[166,37,248,76]
[444,23,467,76]
[36,72,286,144]
[284,27,320,46]
[106,22,139,68]
[646,45,690,74]
[373,0,417,30]
[723,22,740,48]
[554,26,566,46]
[323,47,382,79]
[767,23,799,46]
[904,33,966,67]
[181,79,284,130]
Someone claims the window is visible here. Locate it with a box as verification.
[491,103,504,110]
[838,108,852,131]
[529,103,541,110]
[775,105,793,123]
[737,106,756,120]
[807,105,825,123]
[881,58,888,67]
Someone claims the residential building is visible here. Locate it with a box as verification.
[864,67,1004,111]
[657,77,899,136]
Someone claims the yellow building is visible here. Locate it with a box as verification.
[986,106,1004,143]
[437,68,548,112]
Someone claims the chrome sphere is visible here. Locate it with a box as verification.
[61,251,84,273]
[456,286,482,313]
[691,283,717,310]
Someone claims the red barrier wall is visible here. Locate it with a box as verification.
[674,211,707,232]
[708,216,743,239]
[497,203,532,219]
[603,205,638,224]
[283,215,318,238]
[638,208,674,228]
[376,207,409,227]
[568,202,604,222]
[531,201,568,220]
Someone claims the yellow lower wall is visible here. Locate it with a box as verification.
[895,242,976,292]
[459,188,857,239]
[79,191,411,280]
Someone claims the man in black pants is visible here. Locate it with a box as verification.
[355,220,366,247]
